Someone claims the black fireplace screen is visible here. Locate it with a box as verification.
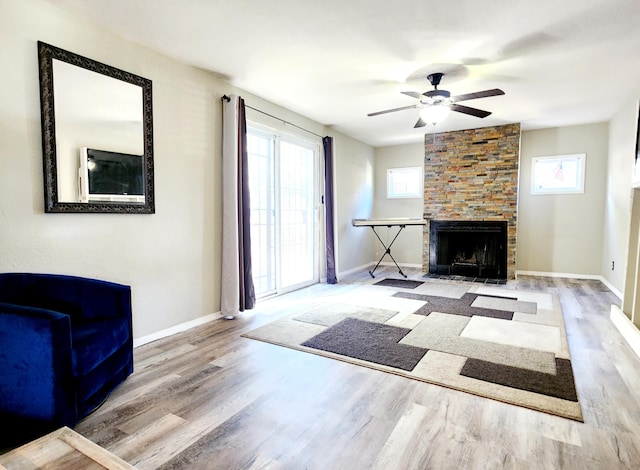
[429,220,507,279]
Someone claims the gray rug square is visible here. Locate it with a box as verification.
[302,317,428,371]
[373,278,424,289]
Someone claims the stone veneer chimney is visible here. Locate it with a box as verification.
[423,123,521,279]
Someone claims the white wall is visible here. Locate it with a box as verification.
[334,137,376,274]
[517,123,609,275]
[0,0,374,338]
[602,99,638,292]
[373,142,424,266]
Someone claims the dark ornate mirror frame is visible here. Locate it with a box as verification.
[38,41,155,213]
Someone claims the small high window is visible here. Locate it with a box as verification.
[387,167,422,199]
[531,154,586,195]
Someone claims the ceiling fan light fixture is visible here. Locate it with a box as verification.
[419,104,450,124]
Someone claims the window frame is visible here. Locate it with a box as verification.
[386,166,423,199]
[531,153,586,195]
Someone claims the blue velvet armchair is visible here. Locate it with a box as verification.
[0,273,133,446]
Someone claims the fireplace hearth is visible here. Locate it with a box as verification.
[429,220,507,279]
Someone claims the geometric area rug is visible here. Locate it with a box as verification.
[242,279,583,421]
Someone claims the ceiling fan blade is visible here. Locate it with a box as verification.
[367,104,419,117]
[401,91,423,99]
[450,104,492,118]
[414,117,427,128]
[450,89,505,103]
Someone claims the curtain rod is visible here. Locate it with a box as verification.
[222,94,325,139]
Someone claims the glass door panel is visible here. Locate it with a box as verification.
[279,140,316,289]
[248,130,318,297]
[248,133,276,296]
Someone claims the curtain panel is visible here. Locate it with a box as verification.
[323,136,337,284]
[221,95,255,318]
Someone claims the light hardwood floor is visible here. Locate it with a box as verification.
[72,268,640,469]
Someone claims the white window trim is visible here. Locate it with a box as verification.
[531,153,586,195]
[387,166,422,199]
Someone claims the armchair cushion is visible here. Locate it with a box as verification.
[71,317,129,376]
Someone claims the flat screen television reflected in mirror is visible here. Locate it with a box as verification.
[79,148,145,203]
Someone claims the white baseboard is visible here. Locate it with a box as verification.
[377,261,423,269]
[133,311,222,347]
[515,270,622,299]
[599,277,623,299]
[338,262,377,278]
[339,261,422,278]
[610,305,640,359]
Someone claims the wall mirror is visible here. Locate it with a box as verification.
[38,41,154,213]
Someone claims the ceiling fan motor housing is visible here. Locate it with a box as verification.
[424,89,451,99]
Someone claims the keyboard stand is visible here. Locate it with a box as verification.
[368,224,407,278]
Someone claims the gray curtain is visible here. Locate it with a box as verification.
[221,95,255,318]
[323,136,337,284]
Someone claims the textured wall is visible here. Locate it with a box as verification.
[423,123,521,278]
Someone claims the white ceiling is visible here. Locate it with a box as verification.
[50,0,640,147]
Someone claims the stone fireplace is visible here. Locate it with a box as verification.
[422,123,520,279]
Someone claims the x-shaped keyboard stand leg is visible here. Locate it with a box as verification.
[368,224,407,278]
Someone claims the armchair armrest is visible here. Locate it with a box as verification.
[0,302,76,427]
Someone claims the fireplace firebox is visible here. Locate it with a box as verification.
[429,220,507,279]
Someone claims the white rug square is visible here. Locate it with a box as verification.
[460,316,563,355]
[470,296,537,314]
[413,281,471,298]
[472,286,555,310]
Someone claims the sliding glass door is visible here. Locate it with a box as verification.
[247,129,319,297]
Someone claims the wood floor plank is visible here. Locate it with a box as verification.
[62,267,640,469]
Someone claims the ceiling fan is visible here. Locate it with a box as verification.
[367,72,505,128]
